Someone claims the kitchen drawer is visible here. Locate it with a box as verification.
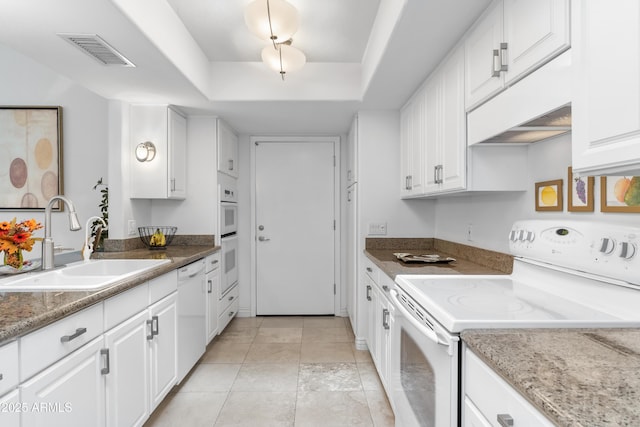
[20,303,104,381]
[464,348,554,427]
[0,341,18,396]
[104,282,149,330]
[464,396,492,427]
[218,283,239,314]
[218,297,239,334]
[363,256,379,283]
[376,269,395,297]
[149,269,177,304]
[205,253,220,273]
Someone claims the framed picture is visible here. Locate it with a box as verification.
[600,176,640,213]
[535,179,563,211]
[0,106,63,210]
[567,167,594,212]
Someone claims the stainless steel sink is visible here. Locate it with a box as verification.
[0,259,171,291]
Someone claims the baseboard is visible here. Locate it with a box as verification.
[354,336,368,351]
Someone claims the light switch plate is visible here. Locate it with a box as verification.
[368,222,387,235]
[128,220,137,236]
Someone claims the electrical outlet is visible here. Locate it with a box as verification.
[368,222,387,236]
[128,220,137,236]
[467,223,473,241]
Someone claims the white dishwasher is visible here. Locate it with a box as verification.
[176,259,206,383]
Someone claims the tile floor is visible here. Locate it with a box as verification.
[145,316,395,427]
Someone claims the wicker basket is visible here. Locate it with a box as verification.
[138,226,177,249]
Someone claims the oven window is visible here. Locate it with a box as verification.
[401,329,436,426]
[225,248,236,274]
[224,207,235,227]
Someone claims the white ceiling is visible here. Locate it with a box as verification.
[0,0,491,134]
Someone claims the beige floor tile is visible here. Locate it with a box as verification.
[294,391,373,426]
[217,327,258,343]
[302,327,352,343]
[202,341,251,364]
[364,390,395,427]
[352,344,374,364]
[357,362,384,391]
[144,391,227,427]
[226,316,264,331]
[254,327,303,343]
[300,342,355,363]
[178,363,241,393]
[245,342,302,363]
[215,391,296,426]
[232,363,299,392]
[303,317,347,328]
[298,363,362,392]
[261,316,304,328]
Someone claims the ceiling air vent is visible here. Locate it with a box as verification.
[58,33,135,67]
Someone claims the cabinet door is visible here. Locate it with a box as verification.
[205,268,220,343]
[217,120,239,178]
[149,293,178,411]
[423,77,441,194]
[465,0,504,109]
[503,0,570,84]
[400,93,426,197]
[379,295,394,390]
[21,336,106,427]
[104,310,150,427]
[572,0,640,176]
[0,389,20,427]
[439,47,467,193]
[168,108,187,199]
[364,275,379,366]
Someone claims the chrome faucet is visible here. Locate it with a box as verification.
[42,196,82,270]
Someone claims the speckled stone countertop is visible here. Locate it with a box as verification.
[364,237,513,277]
[0,245,219,345]
[463,328,640,427]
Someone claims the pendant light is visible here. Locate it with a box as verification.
[244,0,300,44]
[261,41,306,80]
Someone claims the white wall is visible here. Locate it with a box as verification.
[0,43,109,259]
[435,134,640,253]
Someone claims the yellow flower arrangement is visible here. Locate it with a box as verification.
[0,218,43,269]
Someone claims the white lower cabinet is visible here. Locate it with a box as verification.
[463,347,554,427]
[205,253,221,344]
[149,293,178,410]
[21,336,106,427]
[217,284,239,334]
[0,389,20,427]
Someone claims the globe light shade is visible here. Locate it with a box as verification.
[261,44,306,75]
[245,0,300,43]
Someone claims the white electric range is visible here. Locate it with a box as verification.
[390,220,640,427]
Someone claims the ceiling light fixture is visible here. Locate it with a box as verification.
[245,0,306,80]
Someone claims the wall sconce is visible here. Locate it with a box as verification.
[135,141,156,162]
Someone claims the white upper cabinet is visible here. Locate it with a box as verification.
[130,105,187,199]
[400,90,426,197]
[465,0,570,110]
[217,119,239,179]
[571,0,640,176]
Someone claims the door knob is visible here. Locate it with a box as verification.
[258,236,270,242]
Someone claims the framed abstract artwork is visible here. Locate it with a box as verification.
[600,176,640,213]
[0,106,63,210]
[567,167,594,212]
[535,179,563,212]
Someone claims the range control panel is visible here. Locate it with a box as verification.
[509,220,640,285]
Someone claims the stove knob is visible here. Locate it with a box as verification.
[620,242,637,259]
[518,230,526,241]
[526,231,535,242]
[509,230,517,241]
[600,237,616,255]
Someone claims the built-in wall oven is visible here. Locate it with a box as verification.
[219,174,238,299]
[390,220,640,426]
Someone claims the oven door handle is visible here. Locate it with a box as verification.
[390,289,454,353]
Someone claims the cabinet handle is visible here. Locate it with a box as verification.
[366,285,372,301]
[208,279,213,294]
[146,319,154,340]
[152,315,159,336]
[171,178,176,192]
[366,267,373,273]
[228,295,234,301]
[492,49,501,77]
[499,42,509,72]
[60,327,87,343]
[382,308,390,330]
[101,348,110,375]
[408,175,413,190]
[0,373,3,381]
[433,166,438,184]
[382,285,389,292]
[229,311,235,317]
[228,159,234,171]
[497,414,514,427]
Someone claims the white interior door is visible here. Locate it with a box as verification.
[255,140,336,315]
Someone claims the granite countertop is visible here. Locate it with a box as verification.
[0,245,219,345]
[364,237,513,278]
[463,328,640,426]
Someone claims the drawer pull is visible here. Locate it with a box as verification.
[366,285,372,301]
[382,285,389,292]
[229,311,235,317]
[497,414,514,427]
[60,327,87,343]
[101,348,110,375]
[382,309,390,330]
[228,295,234,301]
[366,267,373,273]
[208,279,213,294]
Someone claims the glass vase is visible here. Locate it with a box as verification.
[4,250,24,270]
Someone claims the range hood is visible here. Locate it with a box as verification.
[467,50,571,145]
